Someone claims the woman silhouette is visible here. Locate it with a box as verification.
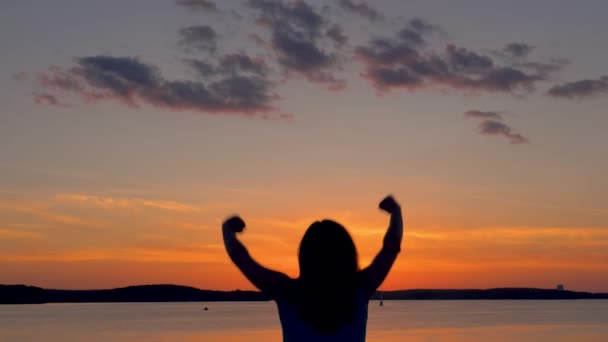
[222,195,403,342]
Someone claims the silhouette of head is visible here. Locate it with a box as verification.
[298,220,359,281]
[292,220,360,334]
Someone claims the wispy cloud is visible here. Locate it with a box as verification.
[175,0,218,12]
[547,76,608,99]
[464,110,502,120]
[246,0,346,90]
[478,120,529,144]
[465,110,528,144]
[178,25,218,53]
[0,229,43,239]
[326,24,348,47]
[185,53,270,78]
[0,200,94,226]
[356,20,562,96]
[55,193,211,213]
[30,56,288,119]
[337,0,383,22]
[499,42,535,59]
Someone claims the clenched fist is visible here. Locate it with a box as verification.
[223,216,246,233]
[379,195,400,214]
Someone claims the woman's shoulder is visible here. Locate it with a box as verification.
[272,276,298,301]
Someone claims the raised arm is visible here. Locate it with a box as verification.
[222,216,289,299]
[361,195,403,298]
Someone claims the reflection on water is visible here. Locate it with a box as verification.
[1,300,607,341]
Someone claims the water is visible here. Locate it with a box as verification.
[1,300,607,341]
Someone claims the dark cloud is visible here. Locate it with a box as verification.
[186,53,270,78]
[491,42,568,79]
[396,18,442,47]
[354,18,439,71]
[363,66,422,89]
[246,0,345,89]
[502,42,534,59]
[179,26,218,52]
[464,109,528,144]
[464,110,502,120]
[78,56,161,94]
[478,119,528,144]
[355,38,419,66]
[357,27,548,94]
[398,29,425,47]
[446,45,494,75]
[186,59,216,77]
[471,67,539,92]
[217,54,269,76]
[338,0,383,22]
[175,0,217,12]
[248,0,323,36]
[409,18,439,35]
[272,24,335,73]
[547,76,608,99]
[515,59,569,78]
[32,56,286,119]
[326,24,348,47]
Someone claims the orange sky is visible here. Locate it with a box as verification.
[1,187,607,292]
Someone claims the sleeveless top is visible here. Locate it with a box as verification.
[275,288,369,342]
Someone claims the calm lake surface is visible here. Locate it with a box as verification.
[1,300,607,341]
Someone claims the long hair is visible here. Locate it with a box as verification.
[290,219,360,334]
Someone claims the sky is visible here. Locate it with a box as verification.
[1,0,608,292]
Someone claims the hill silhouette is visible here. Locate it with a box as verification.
[1,284,607,304]
[0,284,268,304]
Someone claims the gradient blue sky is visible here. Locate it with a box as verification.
[1,0,608,291]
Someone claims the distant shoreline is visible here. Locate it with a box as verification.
[1,284,607,304]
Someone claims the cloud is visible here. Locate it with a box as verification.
[408,18,440,35]
[326,24,348,47]
[178,25,218,52]
[397,18,441,47]
[502,42,534,59]
[36,65,84,91]
[464,110,502,120]
[185,59,216,77]
[357,22,551,95]
[217,53,270,76]
[338,0,383,22]
[514,59,569,78]
[31,55,287,119]
[55,193,205,213]
[446,45,494,74]
[247,0,324,35]
[478,119,528,144]
[465,110,528,144]
[246,0,345,89]
[0,200,94,226]
[186,53,270,78]
[547,76,608,99]
[490,42,569,79]
[355,36,419,66]
[0,229,43,239]
[175,0,217,12]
